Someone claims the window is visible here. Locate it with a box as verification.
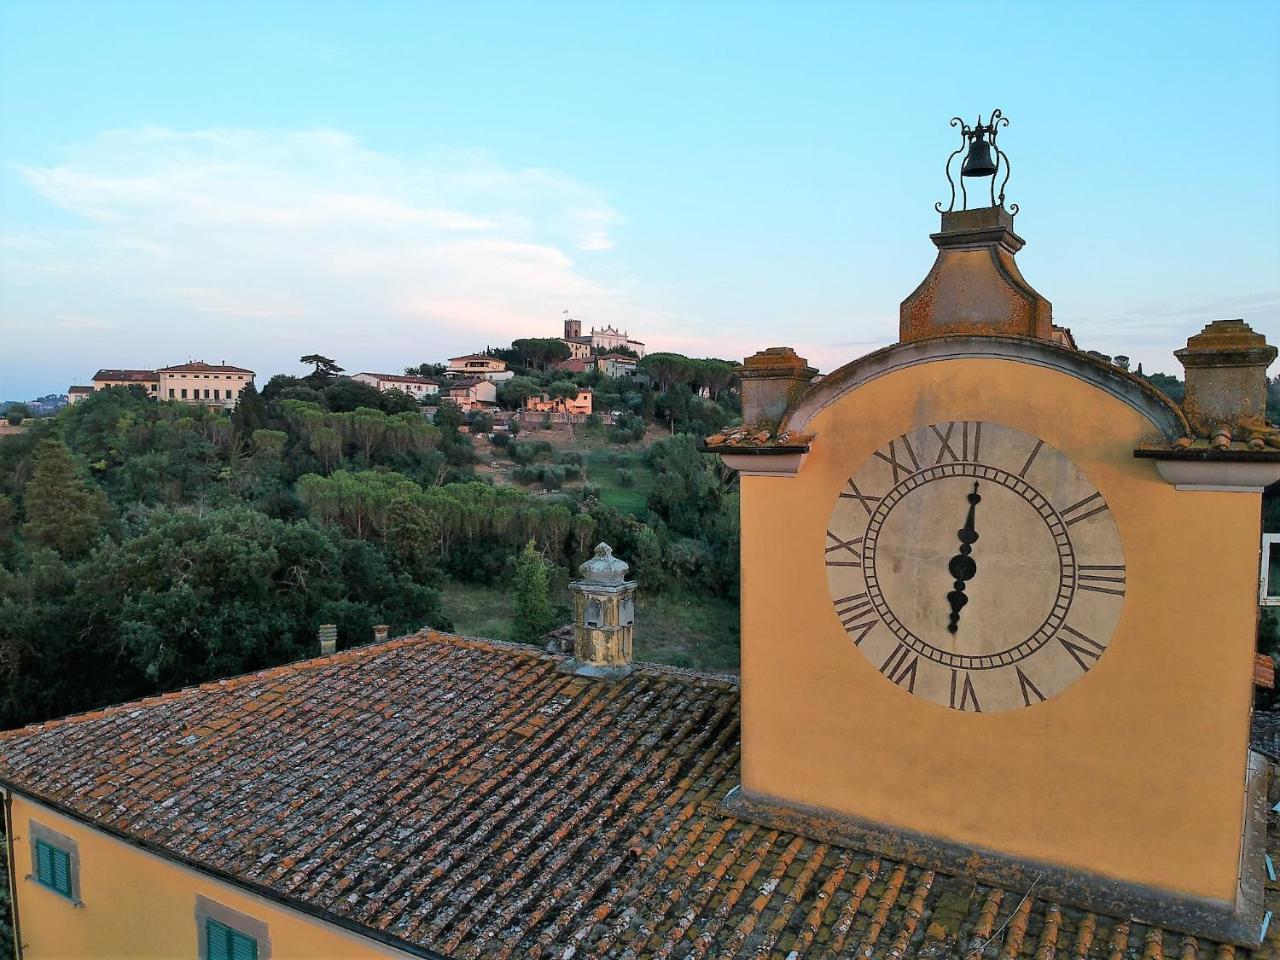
[181,389,188,399]
[1262,534,1280,606]
[168,389,174,398]
[204,389,211,399]
[34,838,72,897]
[196,895,269,960]
[28,822,79,903]
[206,918,258,960]
[585,598,603,628]
[225,389,231,399]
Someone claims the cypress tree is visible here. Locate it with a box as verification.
[22,440,109,559]
[512,540,555,643]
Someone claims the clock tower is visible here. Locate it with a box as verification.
[710,112,1280,945]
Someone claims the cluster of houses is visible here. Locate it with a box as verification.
[352,354,511,414]
[70,317,646,419]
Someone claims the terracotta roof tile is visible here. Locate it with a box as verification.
[1,631,1277,958]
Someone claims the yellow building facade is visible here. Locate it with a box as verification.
[713,166,1276,939]
[5,791,407,959]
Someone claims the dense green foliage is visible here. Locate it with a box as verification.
[512,541,555,642]
[0,347,745,729]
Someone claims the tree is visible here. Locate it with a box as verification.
[549,380,580,400]
[511,338,571,371]
[323,378,385,413]
[697,359,737,401]
[497,376,542,410]
[21,440,110,559]
[6,403,30,426]
[639,352,695,393]
[231,383,267,436]
[512,540,555,642]
[1142,371,1185,405]
[299,354,344,383]
[405,362,448,378]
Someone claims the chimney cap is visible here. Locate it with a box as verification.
[577,543,630,586]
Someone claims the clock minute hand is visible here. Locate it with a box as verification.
[946,482,982,634]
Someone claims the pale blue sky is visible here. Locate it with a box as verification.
[2,0,1277,399]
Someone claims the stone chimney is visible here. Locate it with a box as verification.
[560,543,636,679]
[318,623,337,656]
[735,347,817,433]
[372,624,390,643]
[900,205,1056,344]
[1175,319,1277,438]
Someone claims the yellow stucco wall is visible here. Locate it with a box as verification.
[740,355,1258,903]
[8,793,409,959]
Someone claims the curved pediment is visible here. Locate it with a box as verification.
[781,335,1189,440]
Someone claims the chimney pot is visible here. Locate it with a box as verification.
[735,347,817,434]
[373,624,390,642]
[318,623,337,656]
[559,543,636,679]
[1174,319,1277,438]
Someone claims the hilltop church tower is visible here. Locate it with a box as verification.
[564,315,582,340]
[709,110,1279,945]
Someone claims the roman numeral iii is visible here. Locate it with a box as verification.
[1077,564,1125,596]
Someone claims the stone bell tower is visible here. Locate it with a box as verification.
[561,543,636,679]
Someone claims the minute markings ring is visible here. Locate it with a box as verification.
[859,462,1078,669]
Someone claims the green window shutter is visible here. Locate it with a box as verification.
[229,928,258,960]
[207,918,257,960]
[34,840,53,887]
[34,839,73,898]
[207,919,231,960]
[50,847,72,896]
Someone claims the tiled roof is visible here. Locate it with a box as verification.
[448,354,505,364]
[2,631,1276,959]
[358,373,440,385]
[157,362,255,374]
[68,385,93,393]
[1253,711,1280,763]
[92,368,158,382]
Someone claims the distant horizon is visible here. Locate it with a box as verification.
[3,1,1278,400]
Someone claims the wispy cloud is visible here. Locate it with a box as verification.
[1,126,667,385]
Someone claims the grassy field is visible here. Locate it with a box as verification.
[475,423,660,516]
[583,448,655,515]
[440,579,740,672]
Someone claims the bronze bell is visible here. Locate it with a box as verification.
[961,134,998,178]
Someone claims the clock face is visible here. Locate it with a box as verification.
[825,421,1125,713]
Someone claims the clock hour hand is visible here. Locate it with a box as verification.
[946,482,982,634]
